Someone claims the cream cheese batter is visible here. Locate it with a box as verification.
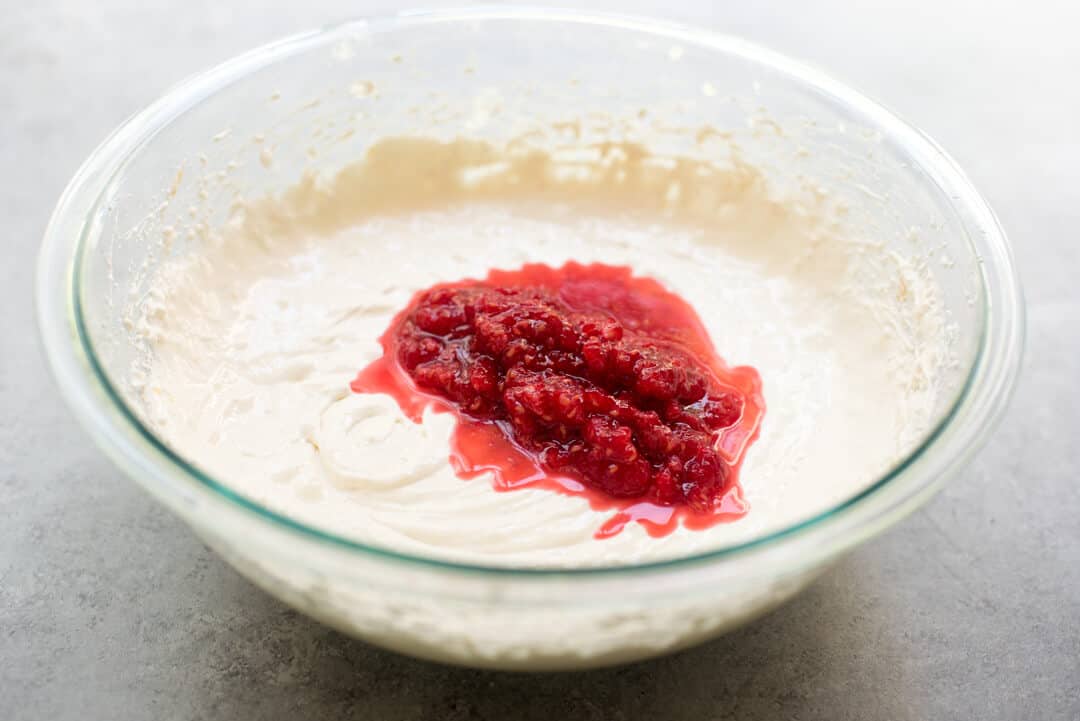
[134,137,948,567]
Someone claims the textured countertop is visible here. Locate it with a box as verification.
[3,1,1078,719]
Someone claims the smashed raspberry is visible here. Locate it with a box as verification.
[352,262,764,537]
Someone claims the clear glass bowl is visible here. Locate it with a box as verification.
[37,8,1023,670]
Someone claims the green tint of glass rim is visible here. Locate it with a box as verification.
[56,6,1023,577]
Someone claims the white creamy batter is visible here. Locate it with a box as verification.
[135,137,948,567]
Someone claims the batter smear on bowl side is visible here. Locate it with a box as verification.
[352,261,764,538]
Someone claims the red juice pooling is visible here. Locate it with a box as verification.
[351,262,764,539]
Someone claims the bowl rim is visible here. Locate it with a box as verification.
[37,5,1025,577]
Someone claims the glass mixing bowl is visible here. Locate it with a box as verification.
[37,8,1023,670]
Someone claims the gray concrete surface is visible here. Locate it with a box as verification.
[2,1,1078,719]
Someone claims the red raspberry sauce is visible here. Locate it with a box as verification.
[351,262,764,539]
